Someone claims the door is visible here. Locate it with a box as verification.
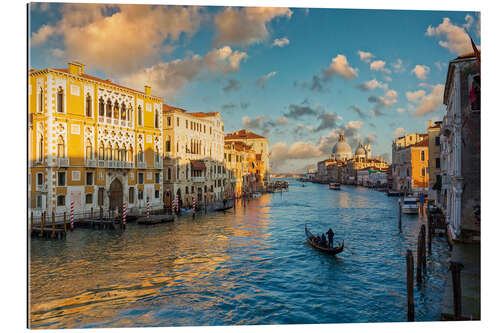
[109,178,123,211]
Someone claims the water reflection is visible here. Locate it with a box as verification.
[30,181,449,328]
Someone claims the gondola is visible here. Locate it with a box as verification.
[305,225,344,255]
[214,205,233,212]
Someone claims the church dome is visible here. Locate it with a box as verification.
[355,141,366,157]
[332,132,352,160]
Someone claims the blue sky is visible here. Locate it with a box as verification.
[29,3,480,172]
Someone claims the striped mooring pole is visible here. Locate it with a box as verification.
[122,202,127,225]
[70,201,74,230]
[192,196,196,218]
[146,200,150,218]
[172,197,176,215]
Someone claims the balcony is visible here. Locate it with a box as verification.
[154,160,162,169]
[85,159,97,168]
[97,160,106,168]
[36,183,48,192]
[106,160,116,168]
[57,157,69,168]
[192,176,206,183]
[123,162,133,169]
[137,161,147,169]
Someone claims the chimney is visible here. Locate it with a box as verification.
[428,119,432,128]
[68,62,84,75]
[144,85,151,96]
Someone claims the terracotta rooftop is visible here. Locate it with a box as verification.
[163,104,186,113]
[225,129,266,140]
[413,138,429,147]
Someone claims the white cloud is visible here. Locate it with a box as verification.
[272,37,290,47]
[30,4,204,74]
[391,59,404,72]
[406,89,426,103]
[356,79,388,91]
[406,84,445,117]
[394,128,405,138]
[370,60,391,73]
[122,46,247,98]
[270,141,324,171]
[214,7,293,47]
[256,71,277,88]
[385,89,398,100]
[412,65,430,80]
[426,17,477,54]
[323,54,359,80]
[358,50,375,63]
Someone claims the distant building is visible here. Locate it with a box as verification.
[438,52,480,242]
[427,120,442,203]
[392,133,428,193]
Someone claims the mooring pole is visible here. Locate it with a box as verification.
[450,261,464,320]
[406,249,415,321]
[51,211,56,238]
[398,198,402,232]
[30,212,34,235]
[39,212,45,237]
[421,224,427,274]
[416,230,423,284]
[63,211,67,232]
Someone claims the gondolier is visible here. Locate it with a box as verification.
[326,228,334,248]
[305,225,344,255]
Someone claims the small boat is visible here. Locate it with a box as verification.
[137,214,174,225]
[252,192,262,198]
[386,190,401,197]
[305,226,344,255]
[214,205,233,212]
[402,197,419,214]
[329,182,341,190]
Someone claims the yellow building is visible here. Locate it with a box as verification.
[29,62,163,216]
[392,132,428,192]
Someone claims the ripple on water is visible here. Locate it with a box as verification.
[30,181,450,328]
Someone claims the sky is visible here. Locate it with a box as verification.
[29,2,480,173]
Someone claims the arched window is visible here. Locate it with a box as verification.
[38,88,43,113]
[106,99,112,118]
[421,167,426,177]
[120,145,126,161]
[127,145,133,162]
[99,98,105,117]
[38,134,43,162]
[98,142,104,160]
[154,109,159,128]
[127,104,132,122]
[113,101,119,119]
[85,138,93,160]
[138,106,143,126]
[57,87,64,113]
[113,143,119,160]
[121,102,126,120]
[105,143,111,160]
[138,144,143,162]
[165,136,171,152]
[421,150,425,161]
[154,145,159,163]
[86,94,92,117]
[57,135,65,158]
[167,167,171,180]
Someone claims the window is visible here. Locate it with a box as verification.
[113,101,119,119]
[166,137,171,152]
[138,145,144,163]
[36,195,42,209]
[421,167,426,177]
[155,172,160,184]
[57,171,66,186]
[138,190,143,200]
[105,143,111,160]
[98,188,104,206]
[99,98,104,117]
[121,102,126,120]
[99,142,104,160]
[420,150,425,161]
[85,193,93,204]
[155,190,159,199]
[435,158,441,169]
[186,119,188,128]
[57,135,65,158]
[185,186,189,194]
[106,99,112,118]
[129,187,134,204]
[138,172,144,184]
[57,87,64,113]
[176,117,179,127]
[86,172,93,185]
[86,94,92,117]
[86,139,93,160]
[138,106,143,126]
[154,109,159,128]
[37,173,43,185]
[435,135,440,146]
[38,134,43,162]
[39,87,43,113]
[57,195,65,206]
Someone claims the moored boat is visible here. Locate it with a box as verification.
[329,183,341,190]
[402,197,419,214]
[305,226,344,255]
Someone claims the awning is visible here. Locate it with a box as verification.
[191,160,206,171]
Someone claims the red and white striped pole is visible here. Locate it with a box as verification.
[193,196,196,211]
[146,200,150,218]
[70,201,74,230]
[122,202,127,225]
[171,197,176,215]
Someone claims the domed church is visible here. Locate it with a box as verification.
[331,132,353,161]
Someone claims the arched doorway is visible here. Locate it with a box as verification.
[109,178,123,211]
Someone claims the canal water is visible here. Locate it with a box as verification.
[29,180,450,328]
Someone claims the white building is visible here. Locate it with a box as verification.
[162,105,227,208]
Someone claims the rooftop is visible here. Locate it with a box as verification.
[225,129,266,140]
